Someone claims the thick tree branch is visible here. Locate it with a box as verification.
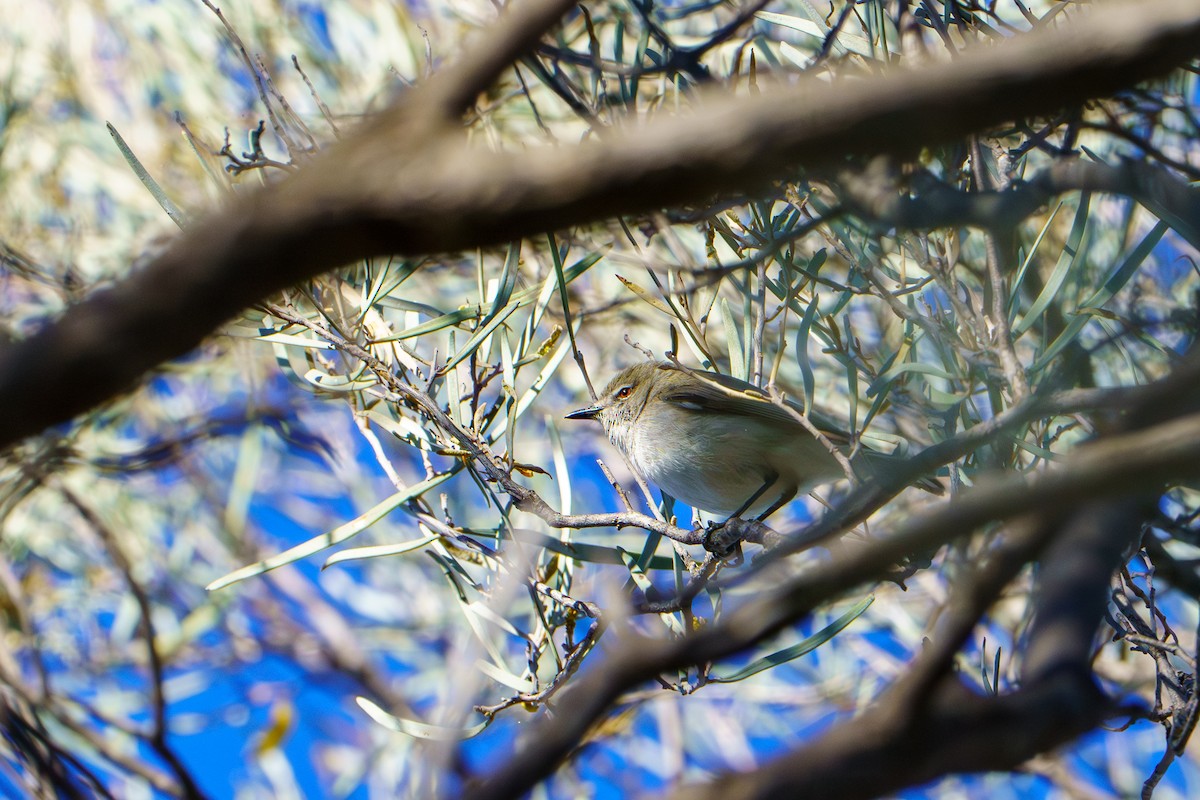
[669,663,1112,800]
[837,157,1200,249]
[1,0,1199,451]
[669,493,1152,800]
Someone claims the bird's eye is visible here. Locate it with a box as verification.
[615,386,632,400]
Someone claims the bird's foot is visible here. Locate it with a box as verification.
[701,521,744,564]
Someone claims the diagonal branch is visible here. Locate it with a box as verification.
[669,495,1153,800]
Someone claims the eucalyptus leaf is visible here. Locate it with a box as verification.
[207,472,453,591]
[357,698,489,740]
[713,595,874,683]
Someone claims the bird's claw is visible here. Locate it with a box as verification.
[702,522,744,564]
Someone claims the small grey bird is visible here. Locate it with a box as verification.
[566,361,940,519]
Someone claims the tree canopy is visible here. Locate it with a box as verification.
[3,0,1200,797]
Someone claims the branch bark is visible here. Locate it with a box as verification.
[667,496,1151,800]
[836,157,1200,249]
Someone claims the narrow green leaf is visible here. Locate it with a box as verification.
[440,302,520,374]
[271,333,319,391]
[1030,220,1166,373]
[713,595,874,683]
[617,274,674,315]
[842,313,858,430]
[476,659,536,693]
[488,325,575,443]
[356,698,488,740]
[721,298,745,381]
[375,258,422,298]
[502,528,674,570]
[867,362,957,396]
[992,646,1002,696]
[1011,437,1066,461]
[177,115,229,193]
[462,599,519,671]
[618,547,656,594]
[374,295,447,318]
[490,242,521,320]
[254,332,337,350]
[777,40,811,69]
[374,256,599,344]
[207,472,452,591]
[301,369,377,393]
[1014,193,1090,336]
[547,234,592,374]
[547,417,572,517]
[532,255,562,332]
[635,529,663,574]
[754,11,874,56]
[366,405,436,452]
[615,19,629,101]
[429,551,476,600]
[224,427,263,535]
[621,548,683,634]
[466,600,524,639]
[501,328,517,462]
[373,307,477,342]
[631,23,650,99]
[1081,219,1166,308]
[447,332,463,427]
[323,534,439,568]
[107,122,189,229]
[1008,200,1063,316]
[796,296,820,413]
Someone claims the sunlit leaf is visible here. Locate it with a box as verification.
[356,698,489,740]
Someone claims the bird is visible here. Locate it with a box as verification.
[566,360,940,520]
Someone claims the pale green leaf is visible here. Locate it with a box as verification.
[207,472,452,591]
[713,595,873,682]
[356,698,489,740]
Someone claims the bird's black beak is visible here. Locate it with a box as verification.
[565,405,602,421]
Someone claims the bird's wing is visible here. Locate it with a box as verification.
[657,367,855,447]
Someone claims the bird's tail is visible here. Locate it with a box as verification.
[853,449,945,496]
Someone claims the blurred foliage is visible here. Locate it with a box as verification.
[1,0,1199,797]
